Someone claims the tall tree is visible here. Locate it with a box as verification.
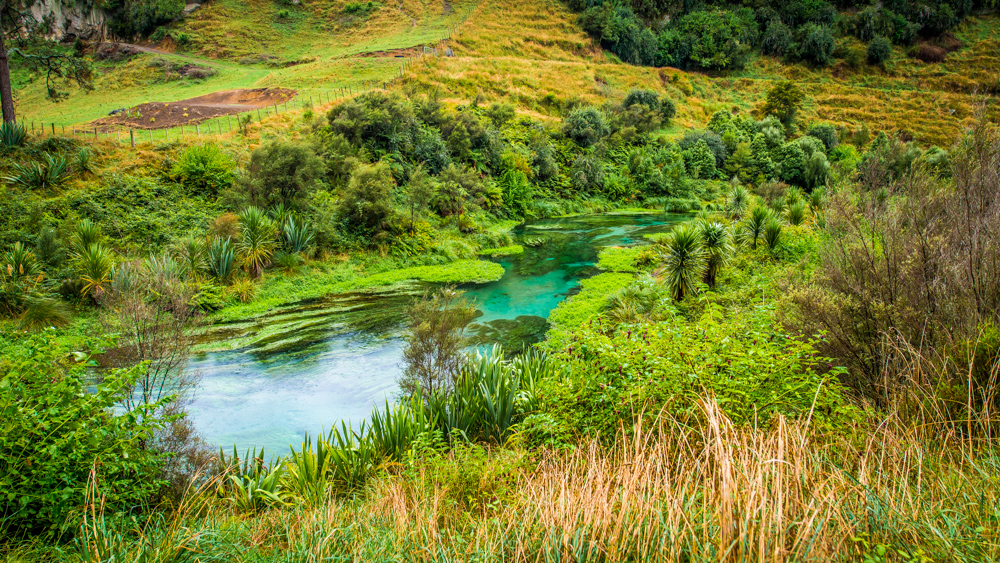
[0,1,94,123]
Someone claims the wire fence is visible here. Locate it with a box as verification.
[24,1,481,147]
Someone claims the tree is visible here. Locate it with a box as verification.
[662,225,707,301]
[760,80,805,126]
[867,36,892,66]
[338,161,396,238]
[0,2,94,123]
[797,24,836,67]
[563,107,609,147]
[239,141,325,209]
[404,165,437,231]
[400,287,477,397]
[699,221,732,288]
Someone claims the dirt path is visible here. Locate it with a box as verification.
[91,88,297,130]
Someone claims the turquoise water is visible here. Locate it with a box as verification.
[186,213,682,453]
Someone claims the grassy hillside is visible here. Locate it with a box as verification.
[13,0,999,144]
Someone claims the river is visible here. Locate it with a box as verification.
[186,212,682,452]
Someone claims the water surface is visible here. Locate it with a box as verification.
[187,213,681,452]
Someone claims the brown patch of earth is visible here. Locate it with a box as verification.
[91,88,296,130]
[359,47,424,58]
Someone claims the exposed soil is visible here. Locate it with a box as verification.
[360,46,425,58]
[91,88,297,130]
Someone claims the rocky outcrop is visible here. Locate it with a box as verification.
[30,0,108,42]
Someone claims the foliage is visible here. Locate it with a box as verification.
[238,141,325,210]
[563,107,609,147]
[0,122,27,147]
[656,8,756,71]
[760,81,805,126]
[3,153,71,191]
[237,206,277,278]
[661,224,706,301]
[76,243,114,298]
[0,334,168,538]
[400,287,477,397]
[281,216,314,254]
[170,145,235,197]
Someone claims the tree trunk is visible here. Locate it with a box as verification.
[0,32,14,124]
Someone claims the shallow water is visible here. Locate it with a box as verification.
[186,213,682,453]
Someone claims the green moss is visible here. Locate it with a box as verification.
[546,272,634,345]
[479,245,524,257]
[596,246,647,273]
[212,259,504,322]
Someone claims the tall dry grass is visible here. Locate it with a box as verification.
[70,351,999,562]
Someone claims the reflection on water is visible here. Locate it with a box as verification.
[187,213,682,452]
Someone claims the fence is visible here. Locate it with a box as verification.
[24,1,481,147]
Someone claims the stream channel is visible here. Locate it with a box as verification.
[187,213,682,453]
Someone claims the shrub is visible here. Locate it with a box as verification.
[804,151,831,189]
[684,139,718,180]
[662,225,706,301]
[0,334,168,538]
[797,24,835,67]
[207,236,236,281]
[679,129,728,168]
[400,287,477,397]
[237,206,277,278]
[485,103,516,128]
[563,107,609,147]
[760,81,804,126]
[238,140,325,209]
[867,36,892,65]
[763,217,783,251]
[658,8,756,71]
[760,19,792,56]
[775,142,807,186]
[570,154,605,193]
[338,162,396,240]
[171,145,235,196]
[0,121,27,147]
[806,123,839,150]
[3,153,71,190]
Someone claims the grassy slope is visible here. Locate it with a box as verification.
[403,0,999,145]
[15,0,475,126]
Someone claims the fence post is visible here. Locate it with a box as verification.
[227,115,232,131]
[51,123,55,135]
[257,108,262,121]
[166,128,169,142]
[117,130,121,143]
[196,124,200,137]
[130,129,135,148]
[274,103,278,114]
[149,130,153,144]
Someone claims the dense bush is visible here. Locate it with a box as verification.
[866,36,893,65]
[656,8,757,71]
[563,107,610,147]
[797,23,836,66]
[237,140,325,209]
[0,334,169,538]
[171,145,235,196]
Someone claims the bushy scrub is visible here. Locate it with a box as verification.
[0,334,169,538]
[867,36,893,65]
[237,140,325,209]
[563,107,609,148]
[170,144,235,196]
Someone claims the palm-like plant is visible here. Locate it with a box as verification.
[282,216,314,254]
[174,235,206,280]
[72,219,103,256]
[207,236,236,281]
[237,206,277,278]
[662,225,707,302]
[0,121,27,147]
[727,185,750,219]
[144,252,185,286]
[77,243,114,297]
[698,221,732,289]
[764,218,783,252]
[809,187,826,212]
[3,242,39,281]
[3,154,71,190]
[786,201,807,225]
[743,206,772,250]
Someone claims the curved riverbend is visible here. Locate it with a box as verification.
[186,213,683,452]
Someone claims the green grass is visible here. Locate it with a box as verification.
[479,244,524,257]
[596,246,647,273]
[546,272,633,345]
[211,258,504,322]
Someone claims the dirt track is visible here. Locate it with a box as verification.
[91,88,297,130]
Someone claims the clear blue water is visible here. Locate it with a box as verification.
[186,213,683,453]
